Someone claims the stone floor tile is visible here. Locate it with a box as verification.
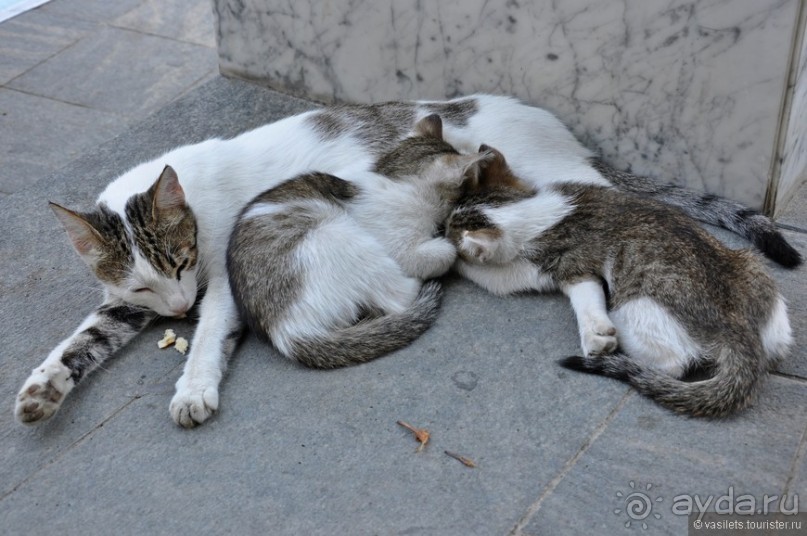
[0,9,95,84]
[112,0,217,48]
[7,26,218,116]
[32,0,144,23]
[520,376,807,536]
[0,87,127,194]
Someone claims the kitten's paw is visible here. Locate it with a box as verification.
[581,319,618,357]
[15,366,71,424]
[170,383,219,428]
[457,230,498,264]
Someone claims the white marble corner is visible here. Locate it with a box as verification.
[216,0,801,209]
[777,7,807,217]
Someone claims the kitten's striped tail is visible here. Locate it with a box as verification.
[559,345,764,418]
[289,281,442,369]
[590,158,802,268]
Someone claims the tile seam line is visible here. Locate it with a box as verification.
[0,395,139,503]
[771,371,807,384]
[105,23,216,49]
[95,23,214,48]
[782,421,807,498]
[0,85,132,118]
[1,20,94,88]
[508,389,634,536]
[4,24,212,98]
[23,9,104,26]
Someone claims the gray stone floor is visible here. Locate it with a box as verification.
[1,2,807,536]
[0,0,217,196]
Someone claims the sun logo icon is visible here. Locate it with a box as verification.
[614,481,663,530]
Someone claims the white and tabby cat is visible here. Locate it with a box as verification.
[446,147,792,417]
[15,94,801,427]
[227,115,486,368]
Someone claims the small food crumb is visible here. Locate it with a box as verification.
[174,337,189,355]
[157,329,176,349]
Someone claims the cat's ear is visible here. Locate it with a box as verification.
[478,144,505,169]
[476,144,505,188]
[151,165,187,218]
[414,114,443,139]
[49,202,105,262]
[478,144,497,161]
[454,150,495,189]
[476,145,530,192]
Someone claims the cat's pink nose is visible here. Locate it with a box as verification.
[168,299,192,316]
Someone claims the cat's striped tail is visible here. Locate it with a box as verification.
[289,281,442,369]
[559,345,765,418]
[590,158,802,268]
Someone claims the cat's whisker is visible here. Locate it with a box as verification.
[93,363,114,375]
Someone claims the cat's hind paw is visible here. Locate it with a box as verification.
[169,383,219,428]
[15,371,69,425]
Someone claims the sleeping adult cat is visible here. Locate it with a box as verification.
[15,94,801,427]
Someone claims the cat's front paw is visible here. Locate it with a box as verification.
[581,319,618,357]
[169,381,219,428]
[15,365,72,424]
[458,230,494,264]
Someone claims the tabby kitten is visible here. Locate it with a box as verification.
[446,147,792,417]
[227,115,486,368]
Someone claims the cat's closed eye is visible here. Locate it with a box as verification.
[133,287,153,293]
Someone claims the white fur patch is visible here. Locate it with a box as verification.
[610,297,701,377]
[485,190,575,251]
[761,294,792,361]
[417,94,609,187]
[240,201,289,221]
[270,212,420,356]
[112,251,196,317]
[455,258,556,296]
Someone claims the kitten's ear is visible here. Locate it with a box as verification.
[49,202,104,261]
[414,114,443,139]
[477,145,505,188]
[455,150,495,189]
[476,145,530,192]
[478,144,504,168]
[151,165,187,217]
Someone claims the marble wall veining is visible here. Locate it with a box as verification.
[215,0,803,211]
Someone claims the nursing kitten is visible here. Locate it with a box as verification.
[446,147,792,417]
[227,115,486,368]
[16,94,800,428]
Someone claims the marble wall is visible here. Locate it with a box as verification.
[215,0,805,211]
[778,3,807,215]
